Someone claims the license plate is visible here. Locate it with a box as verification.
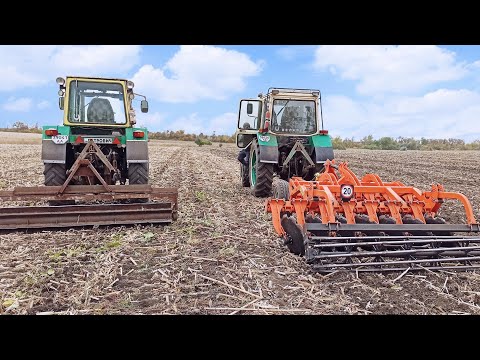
[51,135,68,144]
[83,137,113,144]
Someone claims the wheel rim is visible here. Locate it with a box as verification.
[250,149,256,186]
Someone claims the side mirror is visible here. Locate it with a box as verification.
[246,103,253,115]
[59,97,64,110]
[237,134,245,148]
[141,100,149,113]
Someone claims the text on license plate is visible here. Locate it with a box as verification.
[83,137,113,144]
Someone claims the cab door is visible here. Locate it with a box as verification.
[236,99,262,148]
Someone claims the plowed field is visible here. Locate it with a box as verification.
[1,140,479,314]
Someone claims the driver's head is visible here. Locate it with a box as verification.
[242,122,251,129]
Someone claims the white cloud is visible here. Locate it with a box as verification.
[37,100,50,110]
[276,46,315,61]
[51,45,141,74]
[167,113,206,133]
[3,97,32,112]
[0,45,141,91]
[134,111,167,129]
[208,112,237,134]
[132,45,263,103]
[314,45,467,96]
[323,89,480,141]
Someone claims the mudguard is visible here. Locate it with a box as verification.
[311,134,334,163]
[256,133,278,164]
[41,125,69,164]
[126,127,149,164]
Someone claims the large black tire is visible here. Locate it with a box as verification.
[43,163,75,206]
[128,163,149,203]
[281,216,305,256]
[240,164,250,187]
[44,163,67,186]
[272,178,289,200]
[249,141,274,197]
[128,163,149,184]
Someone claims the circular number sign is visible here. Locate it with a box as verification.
[340,184,354,201]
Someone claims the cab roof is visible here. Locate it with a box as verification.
[66,76,128,82]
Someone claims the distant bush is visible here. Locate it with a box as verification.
[195,137,212,146]
[332,136,347,150]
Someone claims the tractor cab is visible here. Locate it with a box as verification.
[57,76,149,128]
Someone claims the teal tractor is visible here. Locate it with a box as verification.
[235,88,334,197]
[0,76,178,230]
[42,76,150,194]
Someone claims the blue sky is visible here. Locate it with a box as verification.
[1,45,480,141]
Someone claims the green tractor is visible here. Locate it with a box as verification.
[0,76,178,230]
[235,88,334,197]
[42,76,150,195]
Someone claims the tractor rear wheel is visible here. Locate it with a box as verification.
[44,163,75,206]
[249,141,273,197]
[128,163,149,203]
[128,163,149,184]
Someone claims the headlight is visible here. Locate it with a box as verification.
[58,89,64,96]
[127,81,134,89]
[56,77,65,86]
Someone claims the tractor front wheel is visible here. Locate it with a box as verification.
[240,164,250,187]
[249,141,273,197]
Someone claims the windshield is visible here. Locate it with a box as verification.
[68,81,127,124]
[271,99,316,134]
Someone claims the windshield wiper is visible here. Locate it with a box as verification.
[274,100,290,118]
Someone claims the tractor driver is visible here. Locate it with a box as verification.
[237,122,251,167]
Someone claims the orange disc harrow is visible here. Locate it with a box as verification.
[266,160,480,273]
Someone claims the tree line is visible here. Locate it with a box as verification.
[0,121,42,133]
[331,135,480,150]
[149,130,235,143]
[3,122,479,150]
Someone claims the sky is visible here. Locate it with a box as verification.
[1,45,480,142]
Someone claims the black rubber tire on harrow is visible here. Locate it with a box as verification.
[128,163,149,184]
[240,164,250,187]
[250,141,273,198]
[281,216,305,256]
[272,178,290,200]
[44,163,75,206]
